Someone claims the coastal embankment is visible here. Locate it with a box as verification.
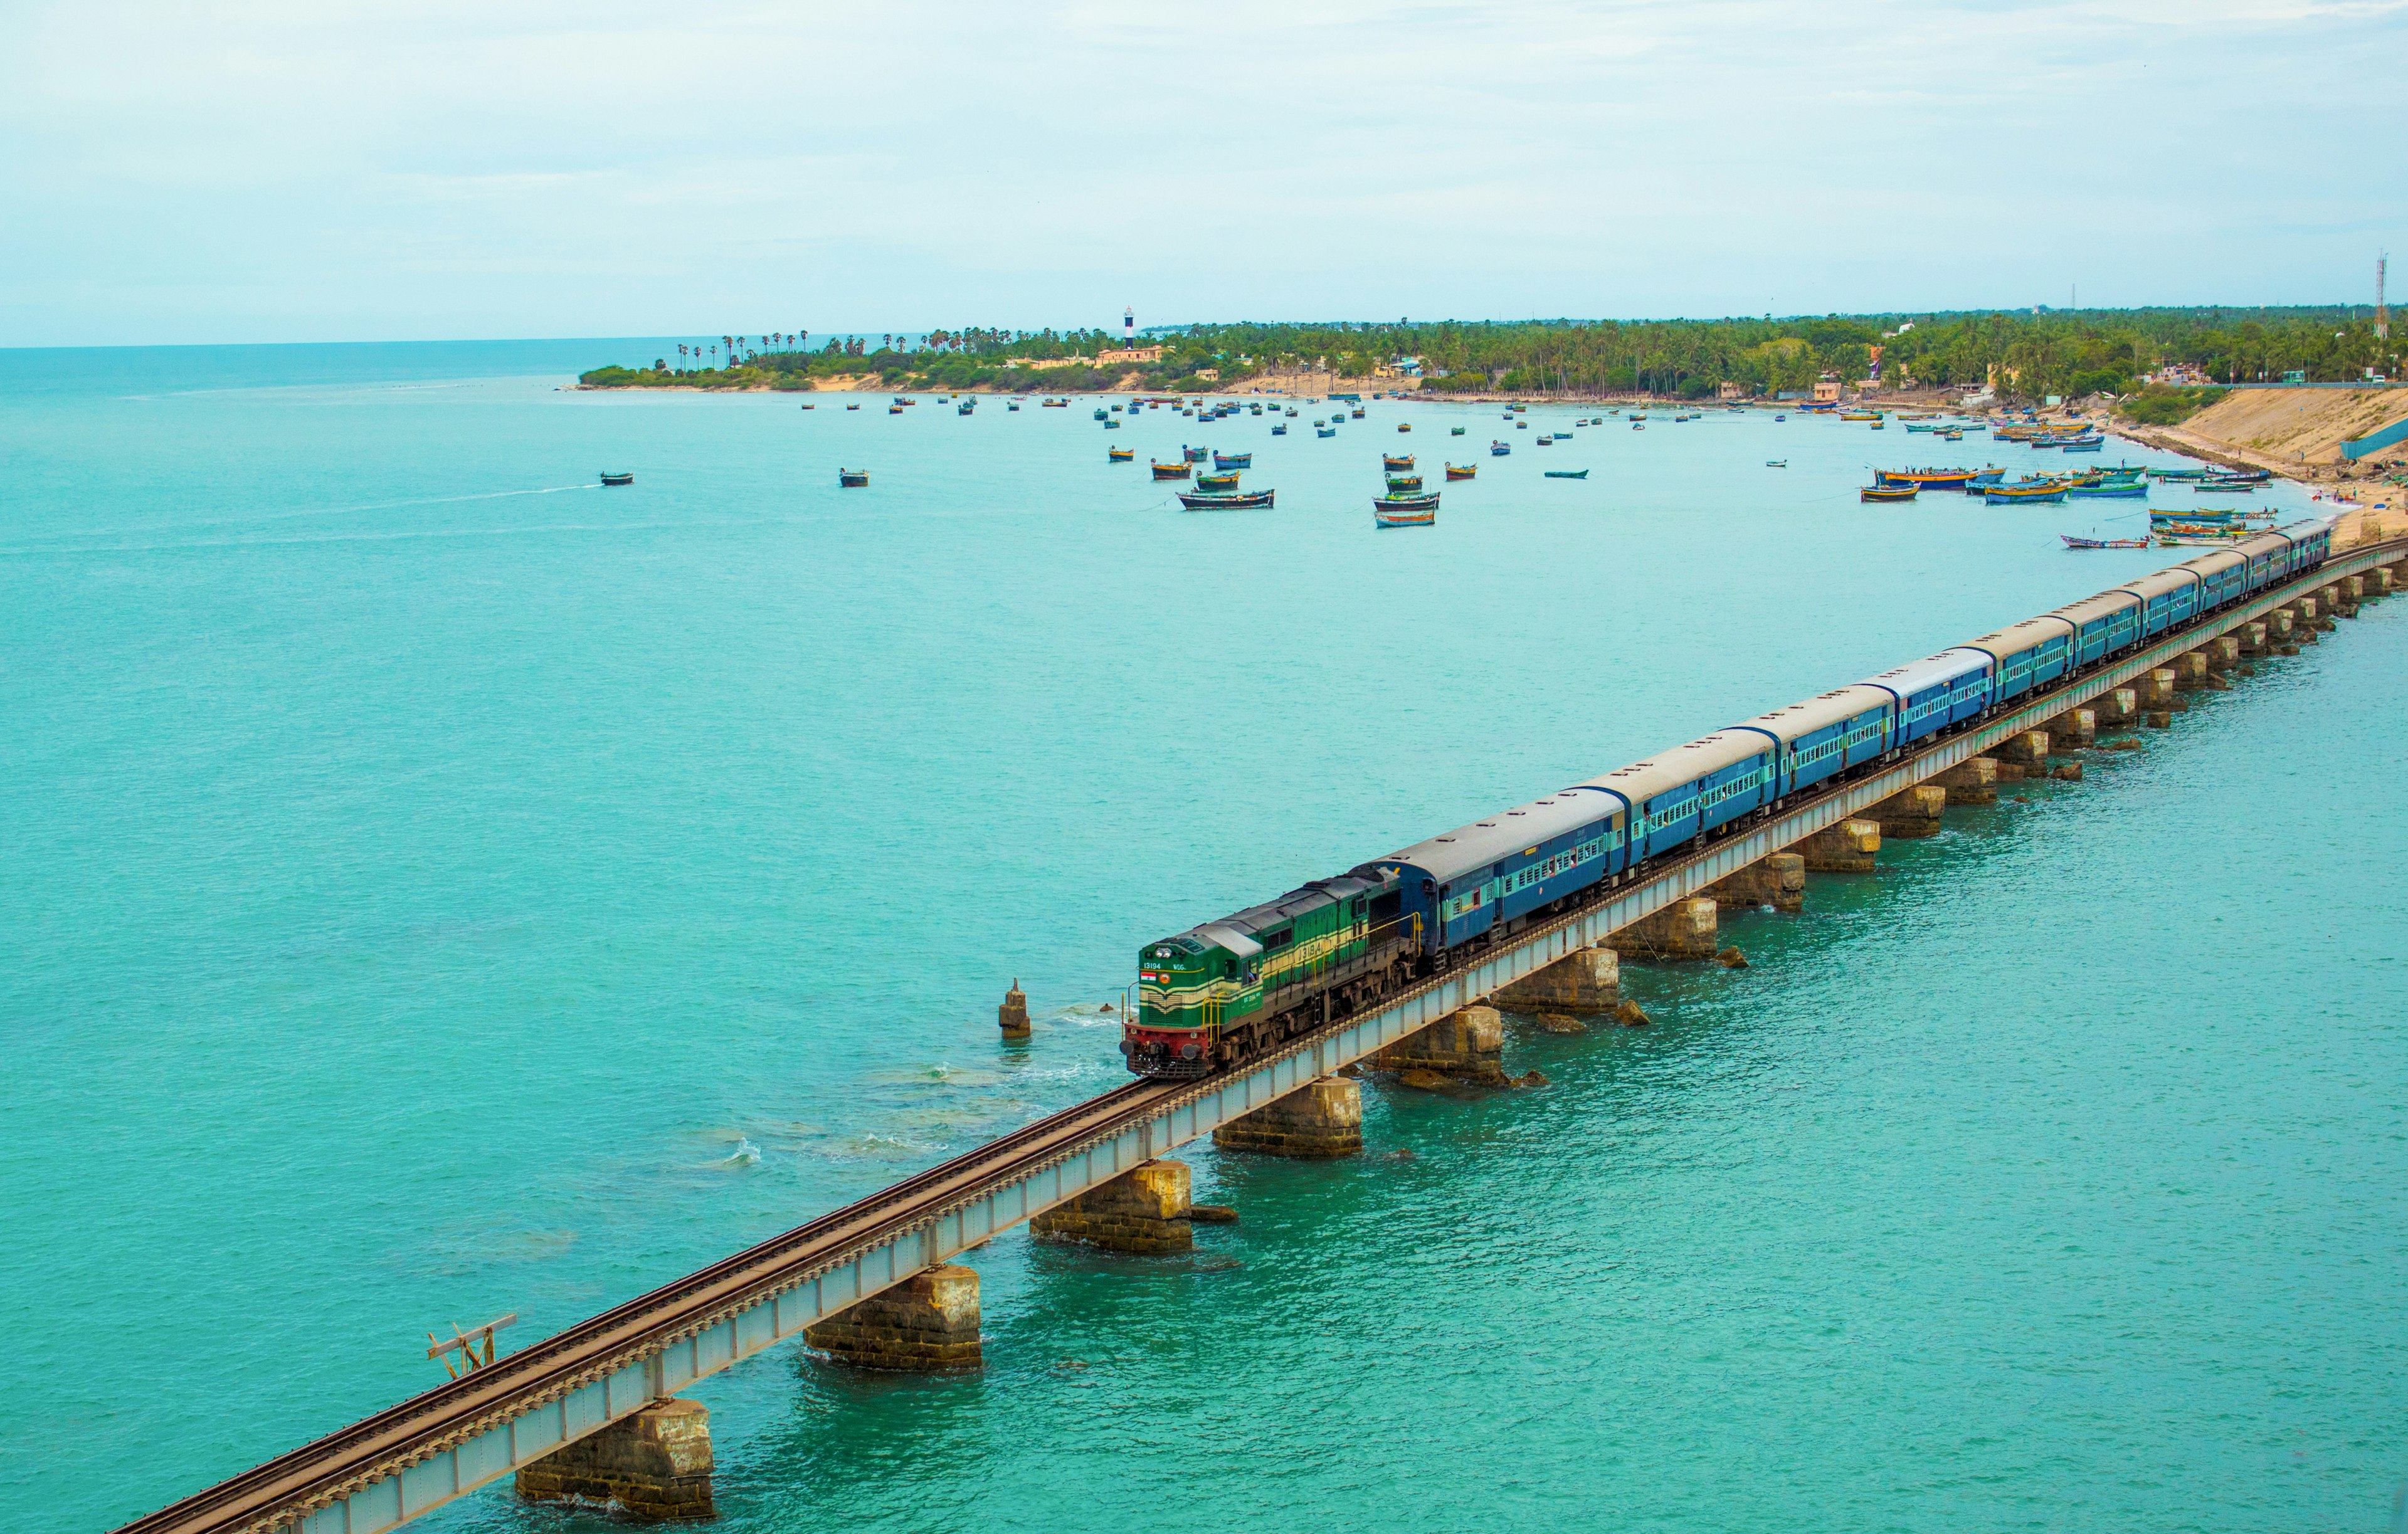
[2119,387,2408,544]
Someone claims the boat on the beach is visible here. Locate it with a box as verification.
[1446,463,1477,480]
[1545,469,1590,480]
[1373,492,1439,528]
[1387,475,1424,493]
[1383,453,1415,470]
[2062,534,2150,550]
[1179,488,1275,511]
[1862,485,1919,502]
[1108,447,1134,462]
[2195,482,2259,495]
[838,469,869,488]
[599,471,633,486]
[1213,452,1253,470]
[1151,460,1193,480]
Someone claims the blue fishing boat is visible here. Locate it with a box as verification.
[1491,440,1511,455]
[1373,492,1438,528]
[1544,469,1590,480]
[1272,423,1288,435]
[1213,452,1253,470]
[1317,426,1337,438]
[1183,446,1208,463]
[1093,407,1107,420]
[1985,483,2066,505]
[2067,480,2147,498]
[1179,488,1275,511]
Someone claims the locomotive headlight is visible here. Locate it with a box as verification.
[1179,1042,1201,1060]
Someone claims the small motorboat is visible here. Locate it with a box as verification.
[958,401,974,414]
[1179,488,1275,511]
[1446,463,1477,480]
[1109,447,1134,462]
[1383,453,1415,470]
[599,471,634,486]
[1373,492,1439,527]
[2062,534,2149,549]
[1862,485,1919,502]
[1386,475,1424,493]
[1765,460,1787,468]
[889,405,904,414]
[1544,469,1590,480]
[2068,480,2147,498]
[1774,414,1786,421]
[1198,470,1241,490]
[1516,420,1528,429]
[838,469,869,488]
[800,404,815,411]
[1151,460,1193,480]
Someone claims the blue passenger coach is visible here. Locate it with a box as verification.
[1963,616,2076,702]
[1733,685,1895,795]
[2049,591,2143,667]
[1583,732,1776,863]
[1861,652,1994,747]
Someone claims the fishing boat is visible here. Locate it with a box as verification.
[1537,434,1554,445]
[1196,470,1241,490]
[1318,426,1338,438]
[1491,441,1511,456]
[2062,534,2150,550]
[1373,492,1439,528]
[2152,508,2236,525]
[1450,426,1467,436]
[1094,408,1108,420]
[1985,483,2066,505]
[2146,466,2213,481]
[1383,453,1415,470]
[2195,482,2258,495]
[800,404,815,411]
[1178,488,1275,511]
[1870,419,1887,430]
[2067,480,2147,498]
[889,405,904,415]
[1906,423,1948,433]
[1151,460,1193,481]
[1042,398,1067,407]
[1108,447,1134,462]
[1544,469,1590,480]
[2060,437,2104,452]
[1006,401,1020,411]
[1628,413,1646,421]
[1102,419,1120,430]
[1213,452,1254,470]
[1446,463,1477,480]
[1766,460,1787,468]
[599,471,633,486]
[1874,468,1977,491]
[1861,485,1919,502]
[1183,446,1208,463]
[846,403,860,410]
[839,469,869,488]
[1387,475,1424,493]
[1839,410,1883,422]
[958,401,974,415]
[1397,423,1412,433]
[2210,468,2272,484]
[1350,408,1365,419]
[1966,468,2006,488]
[1272,423,1288,436]
[1774,414,1786,421]
[1632,423,1645,431]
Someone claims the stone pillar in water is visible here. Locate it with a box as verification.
[1933,757,1998,805]
[1492,947,1620,1011]
[805,1265,984,1371]
[1869,784,1946,838]
[1794,818,1879,872]
[1607,898,1719,959]
[1032,1160,1193,1253]
[1375,1004,1509,1083]
[998,980,1031,1039]
[517,1399,714,1522]
[1213,1077,1364,1158]
[1703,853,1805,911]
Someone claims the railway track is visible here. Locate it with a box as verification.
[117,537,2400,1534]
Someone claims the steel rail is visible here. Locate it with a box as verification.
[115,538,2400,1534]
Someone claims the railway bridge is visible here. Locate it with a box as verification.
[119,540,2405,1534]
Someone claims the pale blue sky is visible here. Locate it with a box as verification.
[3,0,2400,347]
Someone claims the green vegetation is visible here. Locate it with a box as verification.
[581,308,2401,405]
[2118,384,2231,426]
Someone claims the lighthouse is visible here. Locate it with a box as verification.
[1124,307,1135,343]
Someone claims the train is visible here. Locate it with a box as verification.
[1122,515,2337,1079]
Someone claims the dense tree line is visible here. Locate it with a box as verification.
[582,306,2400,403]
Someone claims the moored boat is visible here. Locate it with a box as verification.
[1874,468,1977,490]
[1198,470,1240,490]
[1985,483,2066,504]
[1272,423,1288,435]
[1451,426,1467,436]
[1766,459,1787,468]
[838,468,869,488]
[1861,485,1918,502]
[1183,446,1208,463]
[1213,452,1253,469]
[1178,488,1275,511]
[1151,460,1193,480]
[1491,440,1511,455]
[2067,480,2147,498]
[1386,474,1423,493]
[1544,469,1590,480]
[1108,446,1134,461]
[1397,423,1412,433]
[2062,534,2150,549]
[1446,463,1477,480]
[1317,426,1337,438]
[1373,491,1439,527]
[1383,453,1415,470]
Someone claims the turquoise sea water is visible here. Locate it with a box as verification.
[3,345,2400,1533]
